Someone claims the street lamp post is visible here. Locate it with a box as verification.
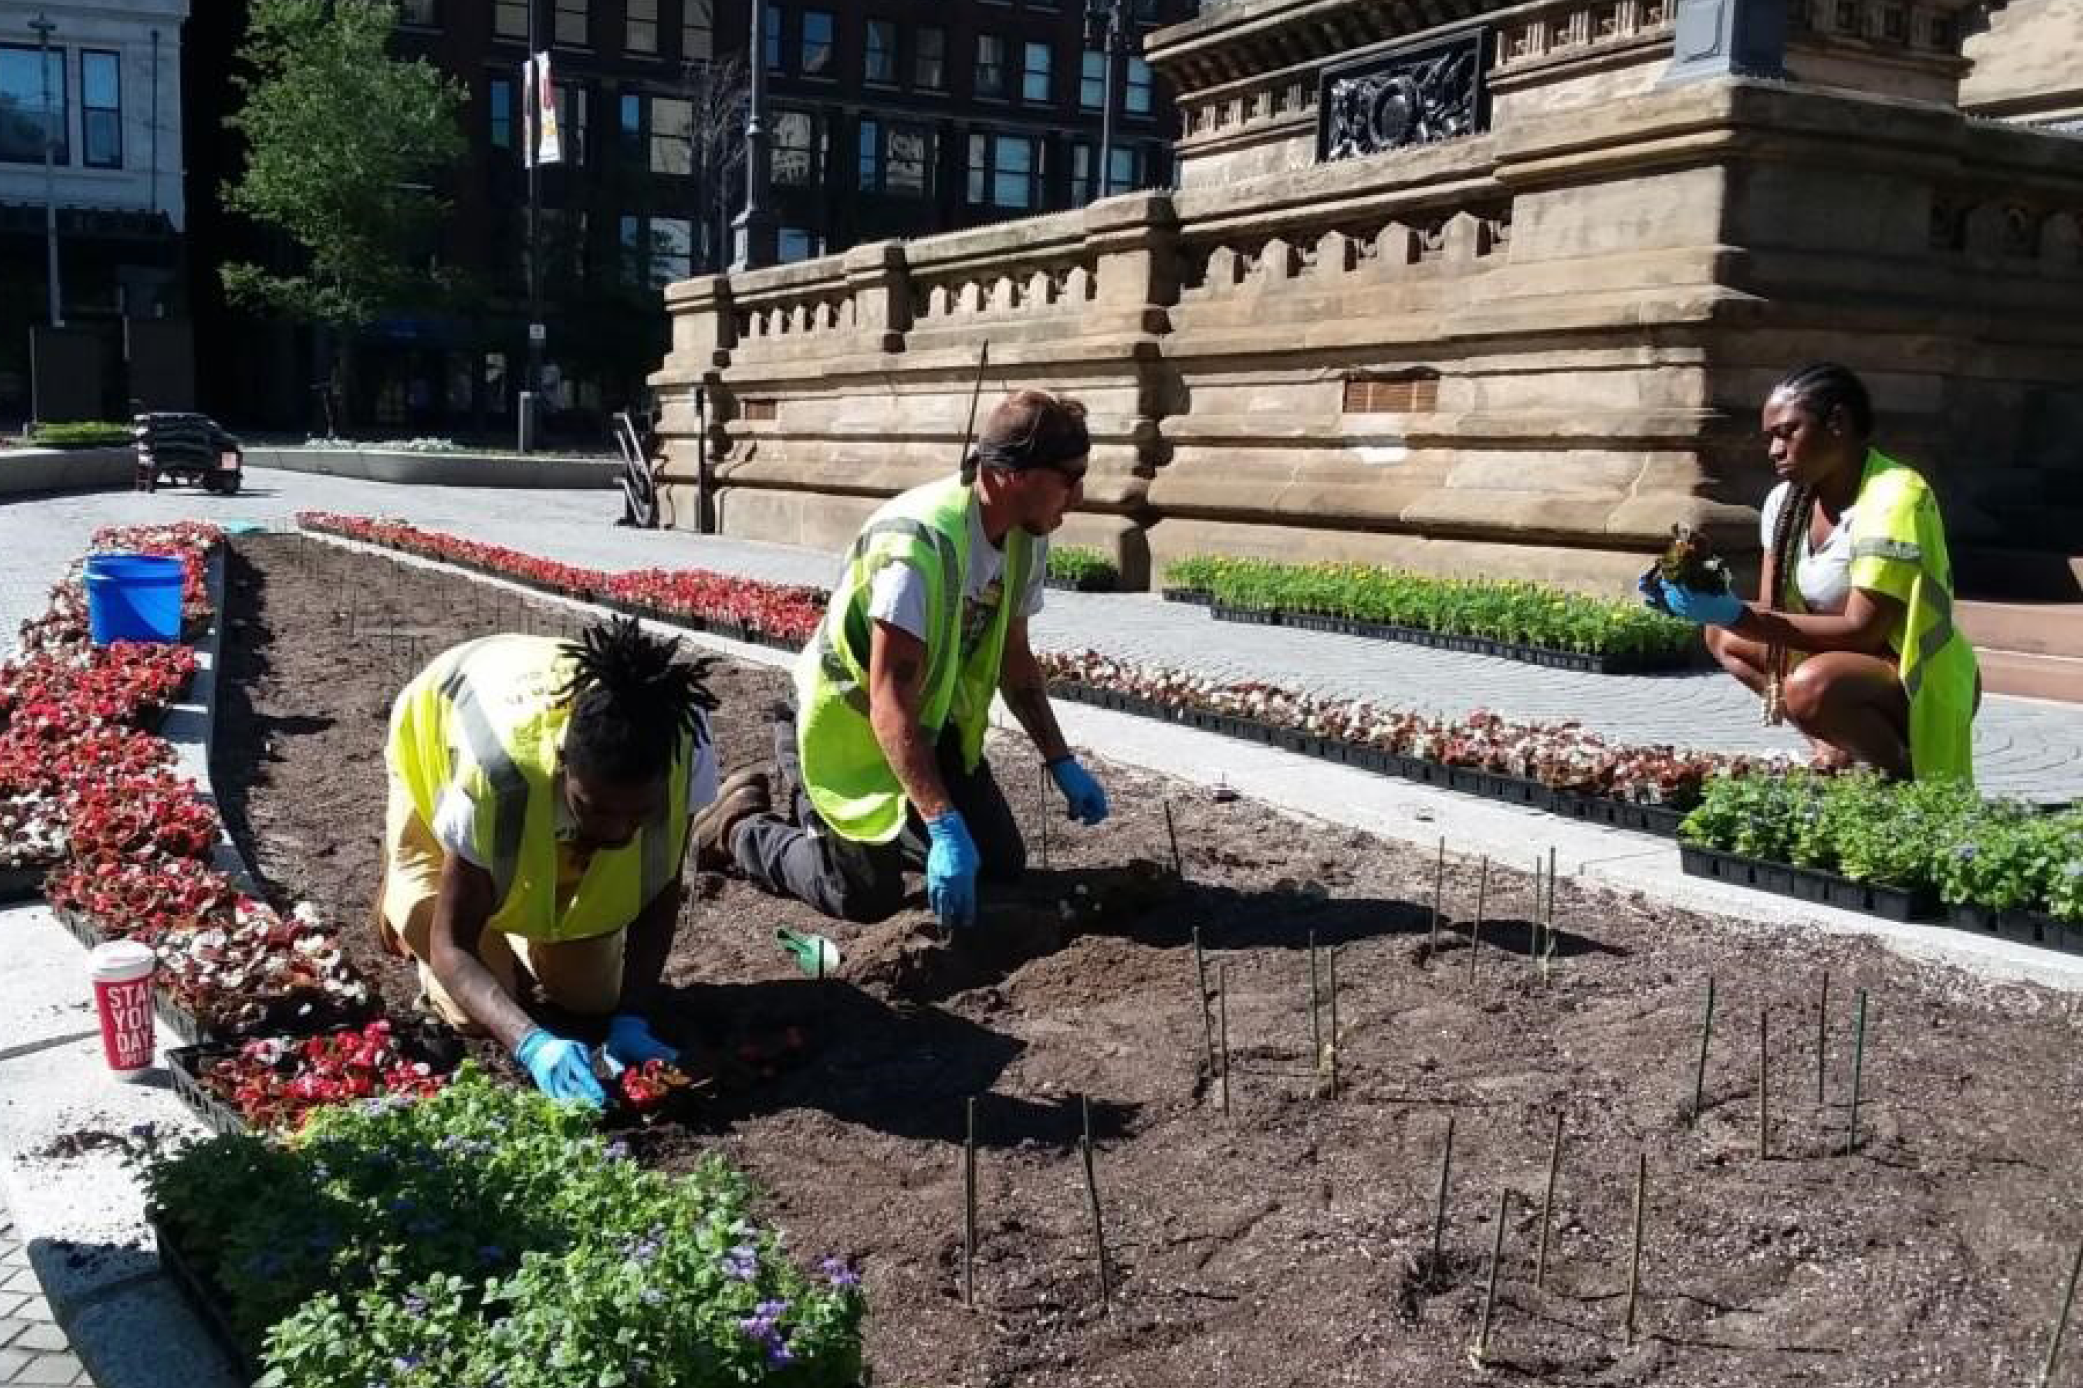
[30,11,62,328]
[521,0,543,452]
[731,0,776,270]
[1084,0,1127,200]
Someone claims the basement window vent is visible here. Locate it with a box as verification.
[741,399,778,421]
[1343,374,1439,414]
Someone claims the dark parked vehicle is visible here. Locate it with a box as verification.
[135,413,243,494]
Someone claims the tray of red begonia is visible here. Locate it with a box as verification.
[169,1018,456,1135]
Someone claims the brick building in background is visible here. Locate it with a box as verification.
[186,0,1190,441]
[0,0,190,423]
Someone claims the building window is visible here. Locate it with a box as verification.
[555,0,589,45]
[1073,139,1136,198]
[1021,41,1051,102]
[772,107,824,185]
[400,0,440,24]
[1125,55,1152,113]
[800,9,834,75]
[649,95,692,172]
[915,26,946,88]
[859,117,934,195]
[494,0,529,39]
[81,50,120,169]
[0,45,65,165]
[490,75,517,149]
[977,35,1006,96]
[555,82,589,163]
[621,215,693,287]
[1079,50,1104,108]
[864,19,896,82]
[627,0,658,52]
[764,3,784,69]
[967,130,1039,208]
[779,227,822,262]
[682,0,714,58]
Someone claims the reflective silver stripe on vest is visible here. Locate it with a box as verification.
[1851,537,1922,563]
[438,668,528,902]
[1901,581,1956,701]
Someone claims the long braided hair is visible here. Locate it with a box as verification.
[1758,363,1874,724]
[555,617,718,785]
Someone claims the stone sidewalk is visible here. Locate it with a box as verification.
[0,1215,87,1387]
[7,470,2080,800]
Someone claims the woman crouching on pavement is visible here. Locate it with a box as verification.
[1650,362,1979,782]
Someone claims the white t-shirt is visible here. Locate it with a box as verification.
[1760,481,1856,615]
[432,709,719,866]
[865,499,1047,659]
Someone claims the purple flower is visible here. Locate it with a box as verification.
[819,1256,860,1289]
[603,1141,632,1161]
[766,1339,796,1367]
[640,1287,665,1306]
[719,1245,759,1281]
[403,1294,427,1316]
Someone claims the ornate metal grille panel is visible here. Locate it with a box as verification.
[1317,30,1490,164]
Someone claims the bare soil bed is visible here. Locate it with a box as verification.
[212,533,2083,1388]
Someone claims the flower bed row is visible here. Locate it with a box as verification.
[1679,771,2083,941]
[298,511,826,650]
[1038,648,1771,824]
[1161,555,1699,672]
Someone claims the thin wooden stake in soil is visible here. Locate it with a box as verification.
[1530,854,1543,975]
[1326,947,1340,1101]
[2038,1239,2083,1388]
[1037,762,1050,870]
[1466,857,1489,985]
[1845,988,1869,1156]
[1163,798,1182,878]
[1429,837,1446,955]
[1758,1005,1770,1160]
[1217,963,1232,1115]
[963,1097,978,1308]
[1431,1115,1456,1276]
[1623,1153,1647,1344]
[1476,1187,1510,1363]
[1536,1110,1563,1291]
[1308,932,1322,1084]
[1079,1094,1113,1315]
[1690,976,1717,1123]
[1192,927,1217,1079]
[1816,969,1830,1107]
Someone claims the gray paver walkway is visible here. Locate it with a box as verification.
[0,1216,88,1387]
[6,469,2082,801]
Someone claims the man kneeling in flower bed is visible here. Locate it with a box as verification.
[724,389,1109,929]
[381,618,746,1107]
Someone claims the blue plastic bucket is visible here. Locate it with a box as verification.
[84,553,184,646]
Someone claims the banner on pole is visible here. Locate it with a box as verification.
[521,53,562,166]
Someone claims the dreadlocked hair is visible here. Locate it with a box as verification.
[1758,480,1815,726]
[554,617,718,785]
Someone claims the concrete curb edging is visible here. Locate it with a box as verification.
[0,547,245,1388]
[245,446,620,489]
[0,447,135,498]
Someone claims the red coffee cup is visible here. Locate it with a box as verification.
[90,940,158,1075]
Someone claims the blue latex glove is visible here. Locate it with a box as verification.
[604,1014,679,1068]
[925,810,981,929]
[1048,757,1110,826]
[1657,579,1743,628]
[513,1027,605,1108]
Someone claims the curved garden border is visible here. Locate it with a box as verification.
[243,446,620,489]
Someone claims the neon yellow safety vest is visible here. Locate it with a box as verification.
[795,475,1033,843]
[385,635,691,942]
[1781,449,1979,783]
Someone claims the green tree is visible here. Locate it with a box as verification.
[220,0,466,330]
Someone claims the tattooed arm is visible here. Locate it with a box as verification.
[868,619,955,819]
[998,618,1070,763]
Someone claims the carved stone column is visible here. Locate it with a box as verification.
[1662,0,1788,82]
[841,240,909,354]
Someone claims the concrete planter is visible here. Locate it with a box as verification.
[0,445,135,496]
[244,446,620,489]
